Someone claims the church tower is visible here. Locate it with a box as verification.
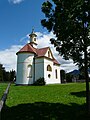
[29,29,38,48]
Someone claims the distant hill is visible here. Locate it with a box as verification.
[69,70,80,75]
[69,69,90,76]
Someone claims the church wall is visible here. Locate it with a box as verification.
[53,65,61,84]
[35,58,44,81]
[16,53,34,85]
[44,58,61,84]
[44,58,54,84]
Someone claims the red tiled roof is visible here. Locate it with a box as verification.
[16,43,37,55]
[36,47,49,57]
[53,59,60,65]
[16,43,60,65]
[16,43,49,56]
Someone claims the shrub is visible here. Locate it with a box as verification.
[33,77,46,86]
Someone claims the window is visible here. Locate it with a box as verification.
[34,37,36,41]
[48,74,51,78]
[47,65,52,71]
[27,65,32,78]
[55,69,58,79]
[48,51,50,58]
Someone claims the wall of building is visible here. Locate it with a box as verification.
[16,53,34,85]
[44,58,53,84]
[35,58,44,81]
[16,53,61,85]
[53,64,61,84]
[44,58,61,84]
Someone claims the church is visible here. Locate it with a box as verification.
[16,30,61,85]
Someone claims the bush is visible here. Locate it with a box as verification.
[33,77,46,86]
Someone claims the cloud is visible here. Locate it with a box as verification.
[0,31,78,72]
[8,0,24,4]
[0,45,22,71]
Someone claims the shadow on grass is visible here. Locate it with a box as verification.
[2,102,90,120]
[71,91,86,97]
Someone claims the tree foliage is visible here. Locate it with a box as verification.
[41,0,90,111]
[41,0,90,68]
[0,63,16,82]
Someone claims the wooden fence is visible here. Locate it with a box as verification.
[0,83,11,119]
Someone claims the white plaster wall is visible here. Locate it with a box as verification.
[45,50,53,59]
[16,53,34,85]
[35,58,44,81]
[44,58,61,84]
[44,58,54,84]
[53,65,61,84]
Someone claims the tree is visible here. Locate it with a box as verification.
[9,69,16,81]
[41,0,90,111]
[0,64,16,82]
[0,64,6,81]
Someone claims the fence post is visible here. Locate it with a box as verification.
[0,83,11,120]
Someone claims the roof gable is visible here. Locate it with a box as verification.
[45,48,54,59]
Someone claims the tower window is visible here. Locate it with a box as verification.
[34,38,36,41]
[47,65,52,71]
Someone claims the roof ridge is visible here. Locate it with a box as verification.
[38,47,49,50]
[28,43,37,54]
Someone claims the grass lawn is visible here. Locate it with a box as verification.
[0,83,8,99]
[2,83,90,120]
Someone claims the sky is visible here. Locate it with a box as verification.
[0,0,78,72]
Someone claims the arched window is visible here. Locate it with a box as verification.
[47,65,52,71]
[27,65,32,78]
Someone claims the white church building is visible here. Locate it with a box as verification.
[16,30,61,85]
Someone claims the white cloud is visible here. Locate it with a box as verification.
[0,45,22,71]
[8,0,24,4]
[0,31,78,72]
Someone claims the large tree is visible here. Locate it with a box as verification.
[41,0,90,111]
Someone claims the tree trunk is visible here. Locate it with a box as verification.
[84,46,90,112]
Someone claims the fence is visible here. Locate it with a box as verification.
[0,83,11,119]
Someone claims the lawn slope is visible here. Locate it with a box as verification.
[0,83,8,99]
[2,83,90,120]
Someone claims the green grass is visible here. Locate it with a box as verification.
[2,83,90,120]
[0,83,8,99]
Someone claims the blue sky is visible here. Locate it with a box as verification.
[0,0,46,50]
[0,0,78,72]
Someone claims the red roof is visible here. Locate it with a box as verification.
[37,47,49,57]
[16,43,37,55]
[53,59,60,65]
[16,43,60,65]
[16,43,48,56]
